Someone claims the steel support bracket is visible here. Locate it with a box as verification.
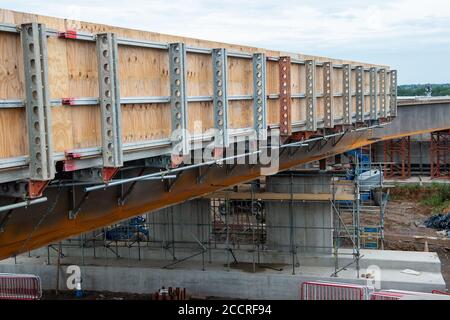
[21,23,55,196]
[369,67,378,120]
[117,168,145,206]
[253,53,267,140]
[28,180,50,198]
[97,33,123,176]
[101,167,119,182]
[323,62,334,128]
[379,69,388,119]
[355,66,364,123]
[164,171,183,192]
[389,70,398,118]
[305,60,317,131]
[342,64,352,125]
[169,43,189,162]
[279,56,292,136]
[213,48,229,148]
[68,191,90,220]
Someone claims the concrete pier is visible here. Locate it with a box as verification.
[265,174,334,254]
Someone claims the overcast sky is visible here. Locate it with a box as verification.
[1,0,450,84]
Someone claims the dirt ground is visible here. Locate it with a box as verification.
[361,199,450,290]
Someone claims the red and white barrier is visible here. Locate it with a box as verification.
[0,273,42,300]
[300,281,374,300]
[370,291,403,300]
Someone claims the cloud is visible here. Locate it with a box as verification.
[1,0,450,83]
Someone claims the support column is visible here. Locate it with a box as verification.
[21,23,54,198]
[265,174,333,255]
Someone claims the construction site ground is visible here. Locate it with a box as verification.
[362,199,450,290]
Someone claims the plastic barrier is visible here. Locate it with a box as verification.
[370,291,403,300]
[0,273,42,300]
[300,281,374,300]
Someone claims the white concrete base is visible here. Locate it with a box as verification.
[0,249,446,299]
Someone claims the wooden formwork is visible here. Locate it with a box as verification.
[0,8,392,162]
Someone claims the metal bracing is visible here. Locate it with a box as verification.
[383,136,411,179]
[369,67,378,120]
[169,43,189,160]
[389,70,398,118]
[430,130,450,179]
[279,56,292,136]
[21,23,55,186]
[355,66,364,123]
[252,53,267,139]
[323,62,334,128]
[342,64,352,125]
[96,33,123,169]
[212,48,229,148]
[379,69,388,118]
[305,60,317,131]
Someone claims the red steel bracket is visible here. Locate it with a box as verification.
[101,167,119,182]
[279,56,292,137]
[63,151,82,172]
[61,98,75,106]
[291,131,315,142]
[213,147,224,159]
[28,180,50,199]
[170,154,185,169]
[58,29,77,39]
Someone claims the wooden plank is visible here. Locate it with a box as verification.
[0,9,389,161]
[206,191,355,201]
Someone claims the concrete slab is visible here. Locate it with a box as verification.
[0,249,445,299]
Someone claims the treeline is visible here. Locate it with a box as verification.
[398,84,450,96]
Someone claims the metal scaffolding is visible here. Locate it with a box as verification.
[383,136,411,179]
[430,130,450,179]
[32,154,387,280]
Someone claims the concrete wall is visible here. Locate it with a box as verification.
[265,174,333,254]
[149,199,210,244]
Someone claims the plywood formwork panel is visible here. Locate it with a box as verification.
[0,8,389,161]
